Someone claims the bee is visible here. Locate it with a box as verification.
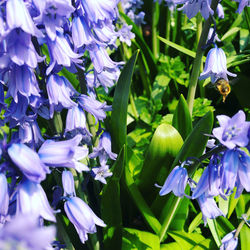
[215,78,231,103]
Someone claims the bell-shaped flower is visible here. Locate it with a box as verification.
[72,16,96,48]
[0,214,56,250]
[91,165,113,184]
[119,23,135,47]
[6,0,43,37]
[89,132,117,166]
[87,43,121,73]
[34,0,75,41]
[220,230,238,250]
[159,165,188,197]
[62,170,76,197]
[65,105,89,136]
[46,74,77,118]
[217,3,224,18]
[80,0,118,24]
[234,0,250,13]
[46,31,82,75]
[93,22,118,44]
[212,110,250,149]
[192,155,222,199]
[7,64,40,103]
[199,46,237,83]
[77,94,111,123]
[8,143,49,183]
[197,194,224,225]
[0,174,9,223]
[6,29,44,68]
[38,135,89,172]
[179,0,214,20]
[64,196,106,244]
[16,179,56,222]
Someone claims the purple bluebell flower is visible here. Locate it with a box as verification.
[119,23,135,47]
[179,0,214,20]
[64,196,106,243]
[46,74,77,118]
[77,94,110,123]
[89,132,117,166]
[5,29,44,68]
[221,149,250,195]
[197,194,224,225]
[80,0,118,24]
[212,110,250,149]
[8,143,49,183]
[220,230,238,250]
[65,105,89,136]
[0,214,56,250]
[122,0,145,25]
[7,64,40,103]
[62,170,76,197]
[199,46,237,83]
[46,32,82,75]
[38,135,89,172]
[91,165,113,184]
[6,0,43,37]
[72,16,96,48]
[0,174,9,223]
[207,28,221,44]
[16,179,56,222]
[87,42,122,73]
[159,165,188,197]
[217,3,224,18]
[234,0,250,13]
[192,155,222,199]
[34,0,75,41]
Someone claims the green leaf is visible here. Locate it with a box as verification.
[240,224,250,250]
[192,98,215,120]
[122,228,160,250]
[207,219,221,247]
[158,36,206,63]
[188,213,203,233]
[216,216,235,236]
[227,188,240,218]
[221,27,240,41]
[125,146,162,234]
[101,147,125,249]
[137,123,183,201]
[111,51,139,152]
[160,242,181,250]
[191,238,217,249]
[168,231,205,249]
[173,94,193,139]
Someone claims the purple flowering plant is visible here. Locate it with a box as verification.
[0,0,249,249]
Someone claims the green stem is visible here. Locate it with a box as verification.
[129,93,139,120]
[53,112,63,134]
[152,1,160,58]
[165,8,171,54]
[186,0,220,115]
[235,206,250,238]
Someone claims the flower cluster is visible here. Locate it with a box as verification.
[0,0,123,247]
[159,110,250,226]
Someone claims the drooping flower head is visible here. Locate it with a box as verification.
[220,230,238,250]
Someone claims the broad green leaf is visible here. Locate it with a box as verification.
[158,36,206,63]
[168,231,205,249]
[219,196,229,215]
[207,219,221,247]
[122,228,160,250]
[240,224,250,250]
[221,27,240,41]
[227,188,240,218]
[137,123,183,201]
[173,94,193,139]
[160,242,181,250]
[101,147,125,249]
[216,216,235,236]
[240,29,249,51]
[188,213,203,233]
[125,147,162,234]
[111,51,139,152]
[191,238,217,249]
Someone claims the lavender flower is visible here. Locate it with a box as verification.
[0,174,9,223]
[89,132,117,166]
[159,165,188,197]
[64,196,106,244]
[62,170,76,197]
[234,0,250,13]
[16,179,56,222]
[8,143,50,183]
[199,46,237,83]
[212,110,250,149]
[119,23,135,46]
[91,165,113,184]
[0,214,56,250]
[220,230,238,250]
[197,194,224,225]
